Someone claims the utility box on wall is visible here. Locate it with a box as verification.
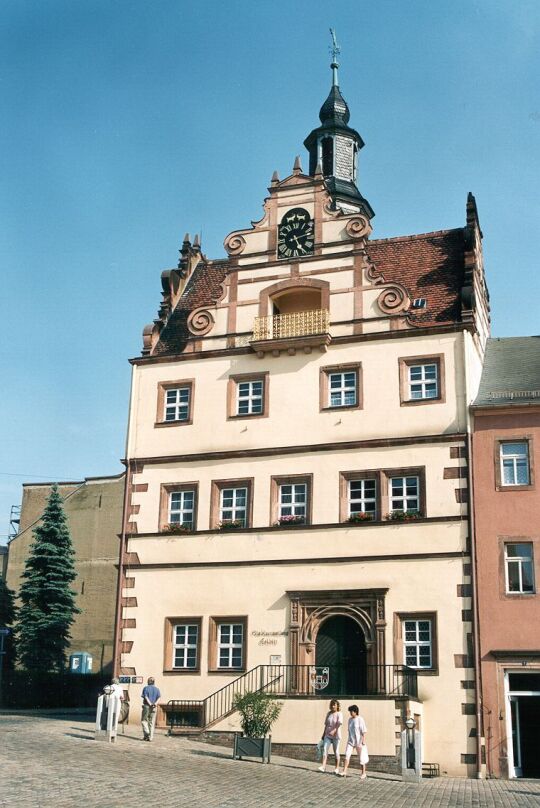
[69,652,93,674]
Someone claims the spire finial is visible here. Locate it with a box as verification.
[329,28,340,87]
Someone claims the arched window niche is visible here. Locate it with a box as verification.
[251,278,331,356]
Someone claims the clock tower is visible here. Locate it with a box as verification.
[304,35,374,218]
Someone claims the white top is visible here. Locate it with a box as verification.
[347,715,367,746]
[324,710,343,740]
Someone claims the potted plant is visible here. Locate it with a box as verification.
[347,511,374,523]
[276,515,305,526]
[232,691,283,763]
[386,510,423,522]
[162,522,192,535]
[218,519,244,531]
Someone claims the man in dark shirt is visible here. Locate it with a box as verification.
[141,677,161,741]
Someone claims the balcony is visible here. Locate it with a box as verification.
[251,309,331,357]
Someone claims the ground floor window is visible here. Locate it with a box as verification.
[173,623,199,668]
[208,616,247,672]
[401,617,434,670]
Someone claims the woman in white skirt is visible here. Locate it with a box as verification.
[339,704,368,778]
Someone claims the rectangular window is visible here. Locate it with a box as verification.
[165,386,191,422]
[218,623,244,669]
[320,364,362,411]
[173,623,199,669]
[505,543,535,594]
[390,476,419,513]
[329,371,357,408]
[500,442,530,486]
[220,487,248,526]
[237,380,264,416]
[279,483,307,519]
[403,619,432,668]
[349,478,377,516]
[169,490,195,529]
[408,363,438,400]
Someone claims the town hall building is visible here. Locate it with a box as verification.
[115,55,490,776]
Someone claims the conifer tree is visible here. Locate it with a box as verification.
[0,575,17,669]
[16,485,80,672]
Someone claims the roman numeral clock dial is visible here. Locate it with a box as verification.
[277,208,314,259]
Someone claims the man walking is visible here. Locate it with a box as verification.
[141,676,161,742]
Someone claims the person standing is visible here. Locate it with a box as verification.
[339,704,368,778]
[141,676,161,742]
[318,698,343,774]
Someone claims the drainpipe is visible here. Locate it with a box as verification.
[462,330,484,778]
[113,365,136,678]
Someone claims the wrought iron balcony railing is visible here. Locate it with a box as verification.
[252,309,330,342]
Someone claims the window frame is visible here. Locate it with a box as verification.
[394,612,438,675]
[208,616,248,673]
[227,373,269,420]
[388,474,420,513]
[320,363,362,411]
[270,474,313,526]
[159,483,199,532]
[383,467,426,518]
[339,470,380,522]
[210,478,254,529]
[155,379,195,427]
[495,439,533,491]
[398,355,445,406]
[504,542,535,595]
[163,616,202,674]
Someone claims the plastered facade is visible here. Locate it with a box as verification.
[119,155,489,776]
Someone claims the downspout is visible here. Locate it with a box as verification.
[462,330,484,778]
[113,364,136,678]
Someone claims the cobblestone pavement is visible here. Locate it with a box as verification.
[1,714,540,807]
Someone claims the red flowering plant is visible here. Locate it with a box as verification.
[386,510,422,522]
[276,515,305,526]
[162,522,193,534]
[347,512,374,523]
[218,519,245,531]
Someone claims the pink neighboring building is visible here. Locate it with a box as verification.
[472,336,540,779]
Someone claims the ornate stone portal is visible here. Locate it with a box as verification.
[286,588,388,670]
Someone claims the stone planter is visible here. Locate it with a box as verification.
[232,733,272,763]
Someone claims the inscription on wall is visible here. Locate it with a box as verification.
[251,630,289,647]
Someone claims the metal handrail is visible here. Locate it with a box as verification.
[166,664,418,731]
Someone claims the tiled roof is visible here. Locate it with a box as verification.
[366,228,465,325]
[152,228,466,355]
[473,337,540,407]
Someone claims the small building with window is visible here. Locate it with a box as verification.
[117,61,491,776]
[471,337,540,779]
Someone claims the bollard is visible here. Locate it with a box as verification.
[95,686,121,743]
[401,717,422,783]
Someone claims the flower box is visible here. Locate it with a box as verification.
[386,510,423,522]
[347,512,374,523]
[276,515,305,526]
[233,733,272,764]
[162,523,193,535]
[218,520,245,531]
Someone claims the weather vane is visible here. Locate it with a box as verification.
[329,28,340,86]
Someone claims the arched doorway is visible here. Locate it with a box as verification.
[315,615,367,696]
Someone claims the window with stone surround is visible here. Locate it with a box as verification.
[163,617,202,673]
[320,363,362,411]
[159,483,199,532]
[210,479,253,529]
[227,373,269,419]
[339,468,425,522]
[398,355,445,406]
[270,475,312,525]
[500,442,530,487]
[156,379,194,426]
[505,543,535,594]
[394,612,438,673]
[208,616,247,672]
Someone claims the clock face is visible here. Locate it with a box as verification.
[277,208,314,259]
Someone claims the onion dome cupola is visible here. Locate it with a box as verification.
[304,31,374,218]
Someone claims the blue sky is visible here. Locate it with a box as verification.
[1,0,539,543]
